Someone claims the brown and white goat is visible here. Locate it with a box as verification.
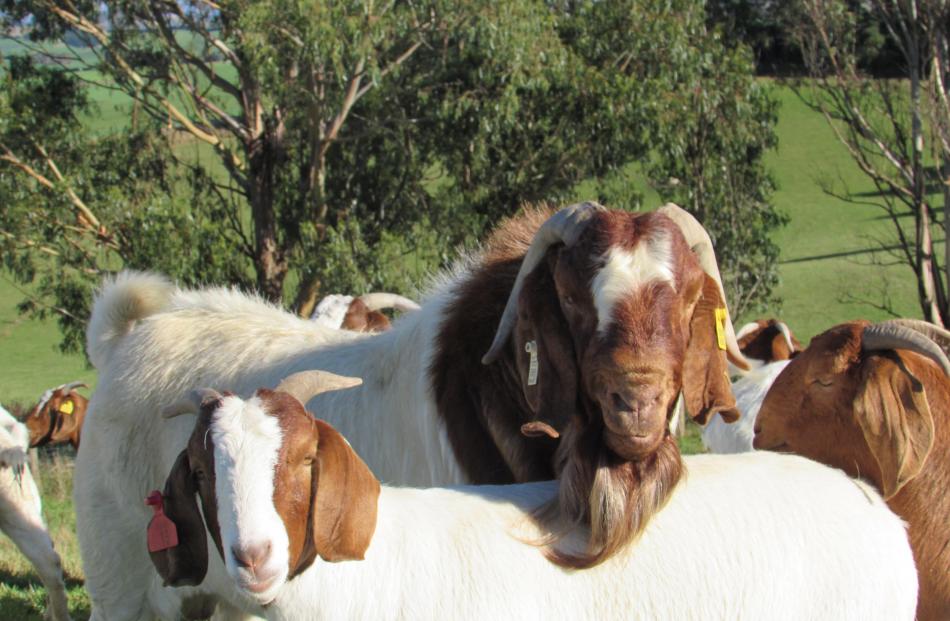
[311,292,420,333]
[734,318,801,370]
[151,371,377,600]
[25,382,88,450]
[147,372,918,621]
[81,202,748,579]
[753,319,950,621]
[434,202,747,565]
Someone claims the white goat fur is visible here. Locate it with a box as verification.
[0,405,71,621]
[702,360,790,454]
[173,393,916,621]
[267,453,916,620]
[77,270,460,618]
[309,294,353,329]
[107,389,921,621]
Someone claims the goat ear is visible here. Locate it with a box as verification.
[149,450,209,587]
[852,354,935,499]
[312,420,380,562]
[513,253,579,438]
[682,274,740,425]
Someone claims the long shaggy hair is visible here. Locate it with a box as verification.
[535,416,684,569]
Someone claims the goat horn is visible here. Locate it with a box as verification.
[358,293,421,313]
[875,319,950,357]
[862,322,950,377]
[656,203,751,371]
[56,381,89,393]
[162,388,223,418]
[34,389,55,414]
[274,370,363,406]
[482,202,606,364]
[776,322,797,352]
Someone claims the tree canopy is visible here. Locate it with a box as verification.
[1,0,783,354]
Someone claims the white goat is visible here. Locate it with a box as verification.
[138,376,918,621]
[0,404,71,621]
[702,360,790,453]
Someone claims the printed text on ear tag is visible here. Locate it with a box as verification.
[714,308,727,351]
[59,400,74,415]
[525,341,539,386]
[145,491,179,552]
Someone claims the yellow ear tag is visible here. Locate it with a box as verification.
[59,400,75,415]
[714,308,728,351]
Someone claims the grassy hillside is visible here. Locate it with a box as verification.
[0,80,938,618]
[0,275,96,406]
[764,84,930,341]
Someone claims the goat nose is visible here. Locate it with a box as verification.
[232,541,272,570]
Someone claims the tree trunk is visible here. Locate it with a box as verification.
[917,208,943,325]
[943,153,950,324]
[248,129,288,303]
[294,272,322,319]
[908,7,942,325]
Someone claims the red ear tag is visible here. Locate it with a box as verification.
[145,490,179,552]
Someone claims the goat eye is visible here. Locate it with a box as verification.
[811,378,834,388]
[563,295,575,307]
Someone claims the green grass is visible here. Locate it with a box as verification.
[763,83,933,341]
[0,276,97,406]
[0,78,938,616]
[0,451,90,620]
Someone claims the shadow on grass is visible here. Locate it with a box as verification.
[780,238,945,264]
[0,566,85,590]
[0,571,90,621]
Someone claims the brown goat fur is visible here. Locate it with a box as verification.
[25,385,88,449]
[737,319,802,363]
[431,205,738,567]
[151,390,380,588]
[341,298,392,333]
[754,320,950,620]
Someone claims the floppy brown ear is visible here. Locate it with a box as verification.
[312,420,380,562]
[512,254,579,438]
[852,354,935,499]
[149,450,209,587]
[682,274,740,425]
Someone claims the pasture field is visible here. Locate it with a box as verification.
[0,81,937,618]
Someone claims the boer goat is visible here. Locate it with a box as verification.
[311,292,420,332]
[77,201,750,619]
[25,382,88,450]
[754,319,950,620]
[0,404,71,621]
[139,371,917,621]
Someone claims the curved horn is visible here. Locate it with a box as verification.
[656,203,751,371]
[274,370,363,406]
[358,293,421,313]
[776,322,797,352]
[56,381,89,393]
[162,388,223,418]
[735,321,762,341]
[862,322,950,377]
[877,318,950,357]
[33,389,55,415]
[482,202,606,364]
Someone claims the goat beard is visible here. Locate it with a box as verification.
[532,422,684,569]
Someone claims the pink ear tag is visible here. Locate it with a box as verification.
[145,490,179,552]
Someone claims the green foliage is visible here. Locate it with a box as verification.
[1,0,783,353]
[0,57,251,353]
[646,26,784,315]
